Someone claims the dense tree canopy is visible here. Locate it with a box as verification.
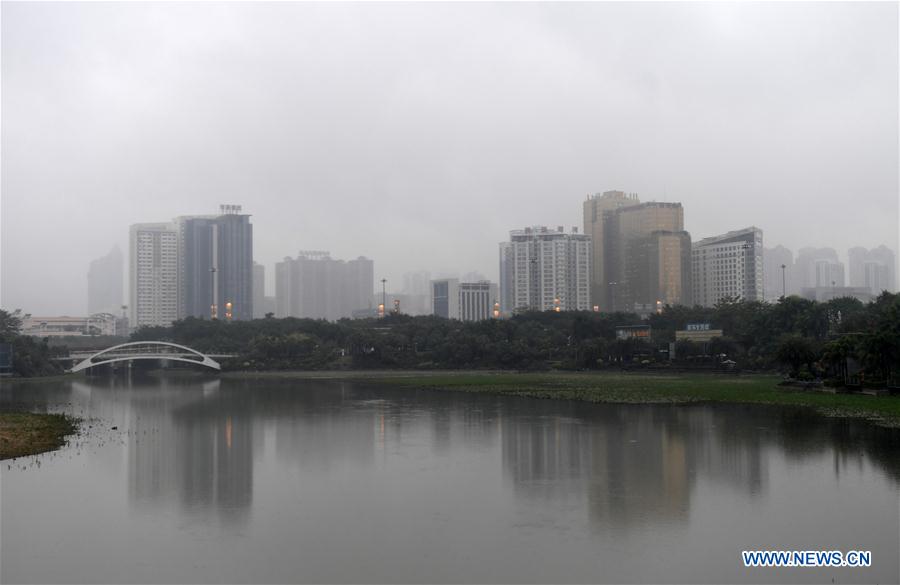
[0,309,65,377]
[124,293,899,382]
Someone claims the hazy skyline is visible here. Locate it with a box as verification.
[2,2,898,315]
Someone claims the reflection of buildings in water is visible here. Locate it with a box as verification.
[686,408,767,494]
[429,399,499,455]
[268,381,378,470]
[500,404,769,531]
[126,378,255,524]
[266,382,503,469]
[585,411,690,528]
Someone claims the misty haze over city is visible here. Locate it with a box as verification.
[2,1,898,316]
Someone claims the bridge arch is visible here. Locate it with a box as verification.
[69,341,221,373]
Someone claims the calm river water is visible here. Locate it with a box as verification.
[1,375,899,584]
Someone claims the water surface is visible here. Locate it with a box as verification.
[2,375,898,583]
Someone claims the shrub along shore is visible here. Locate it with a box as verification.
[224,370,900,427]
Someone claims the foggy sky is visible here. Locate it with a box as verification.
[2,2,898,315]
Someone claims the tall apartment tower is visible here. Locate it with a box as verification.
[499,226,591,314]
[691,227,764,308]
[432,279,499,321]
[178,205,253,321]
[87,245,123,315]
[763,245,795,299]
[849,246,896,293]
[604,202,692,313]
[583,191,641,310]
[129,223,179,328]
[275,252,374,320]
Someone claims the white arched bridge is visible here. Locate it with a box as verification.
[67,341,230,373]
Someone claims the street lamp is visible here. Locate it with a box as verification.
[781,264,786,299]
[210,267,217,319]
[381,278,387,318]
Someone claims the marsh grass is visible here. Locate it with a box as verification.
[0,412,79,460]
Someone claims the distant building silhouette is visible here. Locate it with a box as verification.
[691,227,763,307]
[583,190,641,311]
[400,270,432,315]
[431,278,499,321]
[848,245,896,294]
[800,286,874,303]
[87,245,123,315]
[603,202,691,314]
[252,262,276,318]
[763,245,795,299]
[275,251,373,320]
[499,226,591,313]
[795,247,844,289]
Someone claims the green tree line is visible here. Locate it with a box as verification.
[126,292,899,382]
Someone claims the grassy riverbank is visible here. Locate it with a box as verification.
[377,372,900,426]
[227,370,900,427]
[0,413,79,460]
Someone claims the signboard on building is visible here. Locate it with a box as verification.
[676,328,724,343]
[615,325,651,340]
[685,323,711,331]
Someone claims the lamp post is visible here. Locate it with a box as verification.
[210,267,217,319]
[381,278,387,318]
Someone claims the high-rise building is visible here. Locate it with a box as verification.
[849,246,896,293]
[795,248,844,289]
[763,245,795,299]
[87,246,123,315]
[863,261,891,293]
[178,206,253,321]
[583,191,641,310]
[403,270,431,297]
[691,227,763,308]
[400,270,432,315]
[814,259,845,289]
[252,262,268,318]
[275,251,373,320]
[604,202,691,313]
[431,279,499,321]
[499,226,591,313]
[129,223,179,328]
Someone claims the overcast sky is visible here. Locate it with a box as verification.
[2,1,898,315]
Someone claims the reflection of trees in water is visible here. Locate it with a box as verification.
[768,406,900,484]
[245,380,503,469]
[49,377,900,534]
